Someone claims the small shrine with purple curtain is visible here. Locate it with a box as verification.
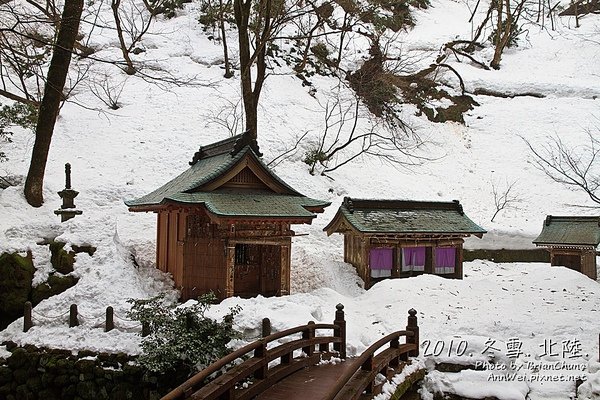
[324,198,486,288]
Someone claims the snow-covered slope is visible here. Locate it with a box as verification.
[1,0,599,397]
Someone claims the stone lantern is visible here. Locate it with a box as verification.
[54,163,83,222]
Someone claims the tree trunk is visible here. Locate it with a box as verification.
[490,0,512,69]
[234,0,257,139]
[24,0,83,207]
[112,0,137,75]
[219,0,234,78]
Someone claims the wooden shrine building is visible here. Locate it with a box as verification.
[323,198,486,287]
[533,215,599,280]
[126,132,329,301]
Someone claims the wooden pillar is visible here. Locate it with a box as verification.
[225,245,235,298]
[105,306,114,332]
[363,239,371,288]
[333,304,346,359]
[581,249,597,280]
[302,321,315,356]
[392,247,400,278]
[406,308,419,357]
[69,304,79,328]
[455,243,463,279]
[280,244,290,296]
[424,247,433,274]
[343,234,348,263]
[549,248,556,266]
[261,317,271,337]
[155,212,161,270]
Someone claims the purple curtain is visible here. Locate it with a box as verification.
[403,247,426,266]
[435,247,456,268]
[370,248,393,270]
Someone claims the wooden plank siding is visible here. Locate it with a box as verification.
[550,248,597,281]
[183,238,227,300]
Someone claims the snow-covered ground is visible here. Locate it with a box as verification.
[1,0,599,398]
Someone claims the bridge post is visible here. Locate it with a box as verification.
[105,306,114,332]
[303,321,315,356]
[361,354,374,394]
[406,308,419,357]
[69,304,79,328]
[254,339,268,379]
[389,334,400,367]
[333,303,346,359]
[261,317,271,337]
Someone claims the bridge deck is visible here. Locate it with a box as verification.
[255,360,357,400]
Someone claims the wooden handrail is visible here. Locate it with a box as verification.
[161,304,347,400]
[264,323,338,342]
[161,340,263,400]
[325,309,420,400]
[324,331,414,400]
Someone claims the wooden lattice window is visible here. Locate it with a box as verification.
[222,168,267,189]
[235,244,250,264]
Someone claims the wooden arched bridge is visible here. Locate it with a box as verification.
[162,305,420,400]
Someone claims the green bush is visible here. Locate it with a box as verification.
[127,293,241,373]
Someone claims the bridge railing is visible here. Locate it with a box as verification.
[161,303,347,400]
[325,308,419,400]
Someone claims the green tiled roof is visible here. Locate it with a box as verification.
[125,151,235,207]
[533,216,600,246]
[325,198,486,235]
[125,133,330,219]
[167,192,327,218]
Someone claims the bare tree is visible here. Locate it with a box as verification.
[523,131,600,206]
[24,0,83,207]
[88,73,127,110]
[111,0,154,75]
[0,2,53,107]
[490,0,527,69]
[293,1,333,73]
[233,0,313,139]
[203,97,244,136]
[198,0,235,78]
[304,90,425,175]
[490,178,521,221]
[267,131,310,168]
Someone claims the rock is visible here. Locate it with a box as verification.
[31,274,79,305]
[6,348,29,369]
[37,389,59,400]
[25,375,41,392]
[13,369,28,384]
[71,244,96,257]
[77,381,98,399]
[15,384,34,399]
[75,359,96,374]
[0,252,34,329]
[0,366,12,385]
[54,374,70,386]
[49,241,75,274]
[61,384,77,398]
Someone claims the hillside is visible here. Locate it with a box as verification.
[1,0,600,397]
